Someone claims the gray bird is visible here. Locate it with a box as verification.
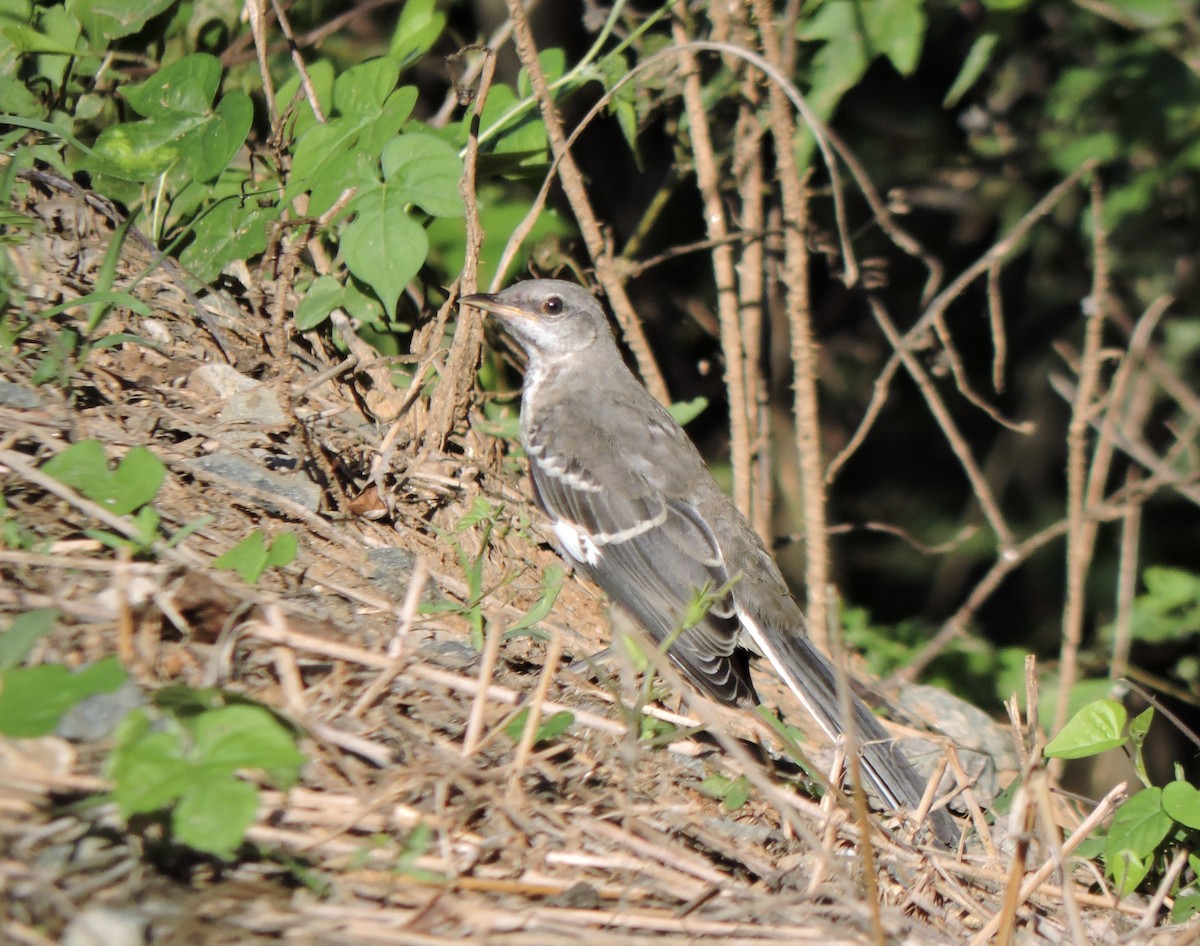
[460,278,956,846]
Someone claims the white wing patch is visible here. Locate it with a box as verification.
[554,518,601,565]
[537,453,605,493]
[551,503,670,568]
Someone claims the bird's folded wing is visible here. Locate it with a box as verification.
[529,446,755,705]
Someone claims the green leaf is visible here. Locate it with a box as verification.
[1121,567,1200,644]
[1105,787,1172,886]
[0,75,43,120]
[0,657,125,737]
[107,696,304,859]
[381,132,463,218]
[698,773,752,809]
[213,531,296,584]
[43,440,164,517]
[41,444,113,499]
[340,278,387,326]
[294,275,345,331]
[1129,707,1154,788]
[1175,894,1200,923]
[341,184,429,318]
[263,532,298,569]
[180,198,279,283]
[1109,849,1151,896]
[388,0,446,68]
[455,497,501,532]
[798,1,869,111]
[333,58,401,116]
[667,397,708,427]
[109,725,192,814]
[306,150,379,221]
[1102,0,1183,27]
[213,531,269,583]
[106,446,166,515]
[186,90,252,182]
[188,704,305,772]
[0,608,59,670]
[81,113,200,181]
[476,82,549,159]
[122,53,221,118]
[359,86,420,156]
[517,48,566,97]
[173,771,257,859]
[868,0,926,77]
[1162,780,1200,829]
[722,775,751,811]
[288,115,377,203]
[504,708,574,745]
[66,0,176,43]
[1044,698,1128,759]
[276,59,334,139]
[944,33,998,108]
[0,22,83,57]
[505,566,564,635]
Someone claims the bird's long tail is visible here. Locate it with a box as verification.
[740,616,959,847]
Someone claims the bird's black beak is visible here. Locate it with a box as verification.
[458,292,528,321]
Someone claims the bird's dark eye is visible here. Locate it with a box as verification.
[542,296,563,316]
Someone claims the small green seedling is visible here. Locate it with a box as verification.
[1046,698,1200,912]
[107,692,306,860]
[213,530,298,584]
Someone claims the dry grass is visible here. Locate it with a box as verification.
[0,170,1193,946]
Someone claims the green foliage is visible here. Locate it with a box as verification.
[79,53,251,183]
[42,440,163,515]
[666,396,708,427]
[0,607,59,669]
[698,773,752,811]
[503,565,564,639]
[40,439,183,553]
[213,530,298,584]
[107,693,305,860]
[0,495,46,551]
[0,655,124,736]
[0,0,576,366]
[755,705,821,791]
[420,498,549,650]
[1046,699,1199,899]
[839,604,1029,708]
[394,821,444,883]
[1043,698,1132,759]
[1105,567,1200,645]
[504,707,574,746]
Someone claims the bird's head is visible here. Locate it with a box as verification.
[459,279,611,366]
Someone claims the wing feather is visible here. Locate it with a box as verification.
[529,445,755,705]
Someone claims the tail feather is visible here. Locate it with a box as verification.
[737,612,958,847]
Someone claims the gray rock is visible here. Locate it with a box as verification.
[419,638,479,671]
[57,680,144,742]
[220,386,286,426]
[366,547,437,602]
[190,363,257,398]
[0,380,42,409]
[897,684,1018,806]
[190,363,286,426]
[189,452,322,513]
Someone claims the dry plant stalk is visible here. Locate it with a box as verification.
[1053,176,1112,753]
